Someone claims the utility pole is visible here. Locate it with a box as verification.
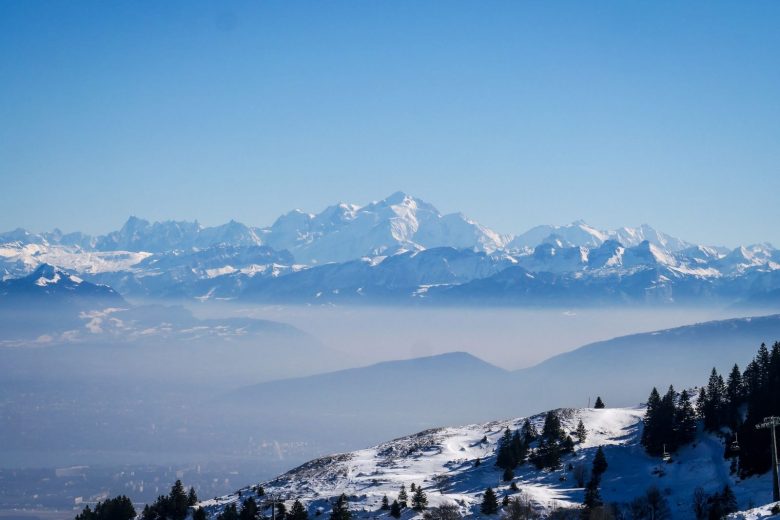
[756,416,780,502]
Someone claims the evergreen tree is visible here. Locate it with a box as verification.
[188,488,199,507]
[703,368,726,431]
[410,483,416,492]
[696,387,708,420]
[276,502,287,520]
[480,488,499,515]
[502,467,514,482]
[660,385,679,449]
[411,486,427,511]
[474,457,481,468]
[381,496,389,511]
[726,364,744,408]
[594,397,605,409]
[520,419,538,444]
[718,485,738,516]
[510,430,528,466]
[675,389,697,446]
[239,498,258,520]
[170,480,190,520]
[575,420,587,444]
[329,495,351,520]
[398,485,408,508]
[255,486,265,497]
[641,387,663,455]
[193,509,207,520]
[218,504,239,520]
[591,446,608,478]
[501,496,510,508]
[76,505,95,520]
[389,501,401,519]
[77,496,136,520]
[496,428,515,470]
[582,477,603,514]
[541,411,564,442]
[289,500,308,520]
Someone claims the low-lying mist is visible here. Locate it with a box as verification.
[187,303,743,369]
[2,302,777,513]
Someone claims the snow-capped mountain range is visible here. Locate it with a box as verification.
[1,192,779,306]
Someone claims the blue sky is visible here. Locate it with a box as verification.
[1,1,778,246]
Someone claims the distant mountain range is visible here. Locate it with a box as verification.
[227,314,780,444]
[1,192,779,306]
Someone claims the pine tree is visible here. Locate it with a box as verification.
[641,387,663,455]
[501,495,510,507]
[76,505,96,520]
[594,397,605,409]
[520,419,538,444]
[410,483,416,492]
[389,501,401,519]
[496,428,515,470]
[575,420,587,444]
[218,504,239,520]
[480,488,499,515]
[725,364,744,428]
[719,484,737,516]
[289,500,308,520]
[541,411,564,441]
[696,387,707,420]
[582,477,603,513]
[474,457,481,467]
[381,496,389,510]
[502,467,514,482]
[329,494,351,520]
[398,485,408,508]
[170,480,190,520]
[193,509,207,520]
[188,488,199,507]
[276,502,287,520]
[675,389,697,446]
[411,486,427,511]
[591,446,608,477]
[78,496,137,520]
[239,498,258,520]
[703,368,726,431]
[510,430,527,466]
[255,486,265,497]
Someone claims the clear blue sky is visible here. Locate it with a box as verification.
[1,1,778,246]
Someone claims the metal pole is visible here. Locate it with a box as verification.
[756,417,780,502]
[772,424,780,503]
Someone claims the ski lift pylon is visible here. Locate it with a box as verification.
[730,433,741,452]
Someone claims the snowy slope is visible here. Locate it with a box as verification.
[199,407,775,519]
[728,502,780,520]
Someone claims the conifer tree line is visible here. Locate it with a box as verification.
[495,412,578,475]
[640,341,780,477]
[215,496,311,520]
[75,495,136,520]
[141,480,199,520]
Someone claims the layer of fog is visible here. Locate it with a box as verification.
[2,302,776,512]
[187,304,742,369]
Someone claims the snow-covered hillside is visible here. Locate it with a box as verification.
[199,407,775,519]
